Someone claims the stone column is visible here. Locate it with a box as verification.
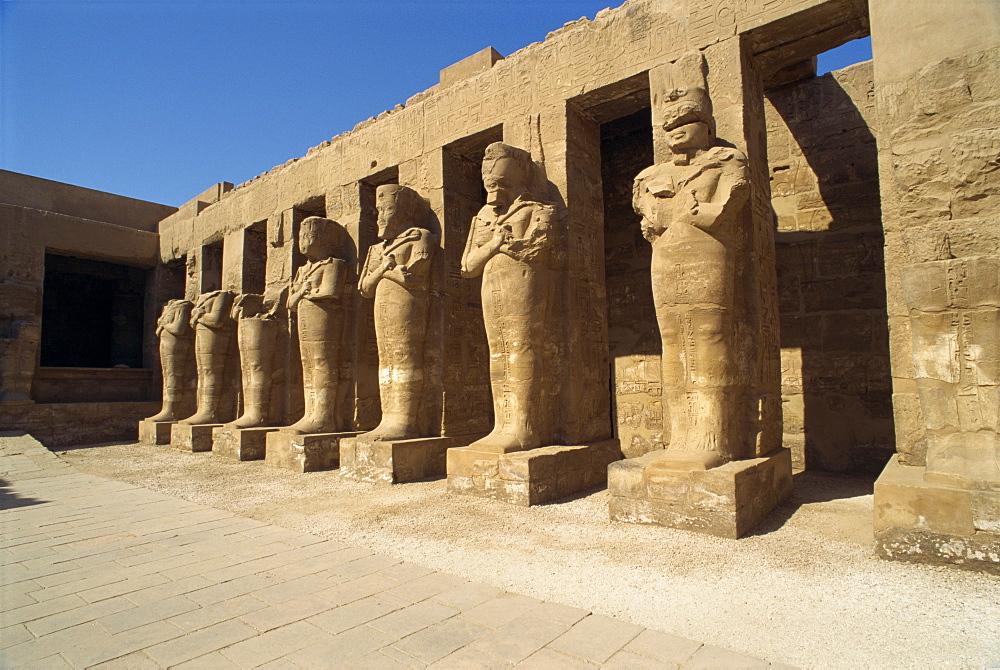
[870,0,1000,573]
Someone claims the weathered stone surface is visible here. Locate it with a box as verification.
[212,425,277,461]
[178,291,238,426]
[285,217,349,435]
[447,440,622,506]
[608,448,793,539]
[265,430,359,473]
[874,457,1000,573]
[766,61,895,475]
[171,423,220,453]
[440,46,503,88]
[1,401,160,448]
[227,293,282,430]
[357,185,437,441]
[340,435,474,484]
[460,142,563,454]
[139,420,174,446]
[145,299,196,423]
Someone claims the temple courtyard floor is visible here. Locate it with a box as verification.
[1,433,998,669]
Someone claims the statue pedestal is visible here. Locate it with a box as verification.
[874,457,1000,574]
[138,420,174,445]
[341,435,476,485]
[170,423,221,453]
[265,431,360,473]
[608,448,793,539]
[447,439,622,506]
[212,426,277,461]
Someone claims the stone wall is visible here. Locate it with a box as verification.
[866,0,1000,468]
[152,0,869,459]
[766,61,895,473]
[0,171,176,424]
[1,402,161,448]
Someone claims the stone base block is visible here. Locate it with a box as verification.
[447,439,622,506]
[212,426,277,461]
[874,457,1000,574]
[139,420,174,445]
[265,431,361,473]
[170,423,222,452]
[607,448,793,539]
[341,435,476,484]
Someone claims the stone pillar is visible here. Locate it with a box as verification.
[606,40,789,539]
[870,0,1000,573]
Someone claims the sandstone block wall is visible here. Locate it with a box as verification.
[153,0,867,459]
[766,61,895,473]
[870,7,1000,467]
[0,171,177,444]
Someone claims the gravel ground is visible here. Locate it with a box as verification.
[54,441,1000,669]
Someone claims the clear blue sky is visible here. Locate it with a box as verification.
[1,0,871,208]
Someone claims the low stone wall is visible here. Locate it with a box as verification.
[0,401,160,447]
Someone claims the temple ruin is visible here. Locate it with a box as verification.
[2,0,997,572]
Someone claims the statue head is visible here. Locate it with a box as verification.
[376,184,426,240]
[298,216,345,262]
[482,142,532,210]
[656,52,714,155]
[163,299,194,319]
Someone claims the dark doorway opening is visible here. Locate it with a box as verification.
[41,254,147,368]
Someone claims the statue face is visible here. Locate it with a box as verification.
[298,222,322,260]
[483,158,526,209]
[666,121,710,153]
[376,185,406,240]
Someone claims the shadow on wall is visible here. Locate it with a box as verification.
[766,63,895,475]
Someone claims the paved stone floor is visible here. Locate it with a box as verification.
[1,434,781,669]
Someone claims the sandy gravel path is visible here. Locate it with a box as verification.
[55,441,1000,669]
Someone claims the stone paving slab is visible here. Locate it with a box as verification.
[0,434,782,668]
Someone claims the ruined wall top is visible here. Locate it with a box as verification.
[158,0,866,260]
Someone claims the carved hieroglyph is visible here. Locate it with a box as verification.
[632,52,750,470]
[461,142,561,453]
[179,290,236,425]
[285,216,348,435]
[900,233,1000,490]
[228,292,281,429]
[147,299,195,422]
[358,185,437,440]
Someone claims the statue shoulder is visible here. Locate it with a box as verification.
[705,146,747,166]
[634,164,664,183]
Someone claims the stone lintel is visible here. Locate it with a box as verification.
[138,420,174,446]
[212,425,278,461]
[265,430,361,473]
[447,439,622,507]
[170,423,221,452]
[341,434,482,485]
[873,457,1000,574]
[439,47,503,88]
[607,448,794,539]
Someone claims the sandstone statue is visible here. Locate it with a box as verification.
[227,292,281,429]
[179,290,236,425]
[146,299,195,422]
[900,233,1000,490]
[461,142,560,453]
[358,185,436,440]
[632,51,750,470]
[285,216,348,435]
